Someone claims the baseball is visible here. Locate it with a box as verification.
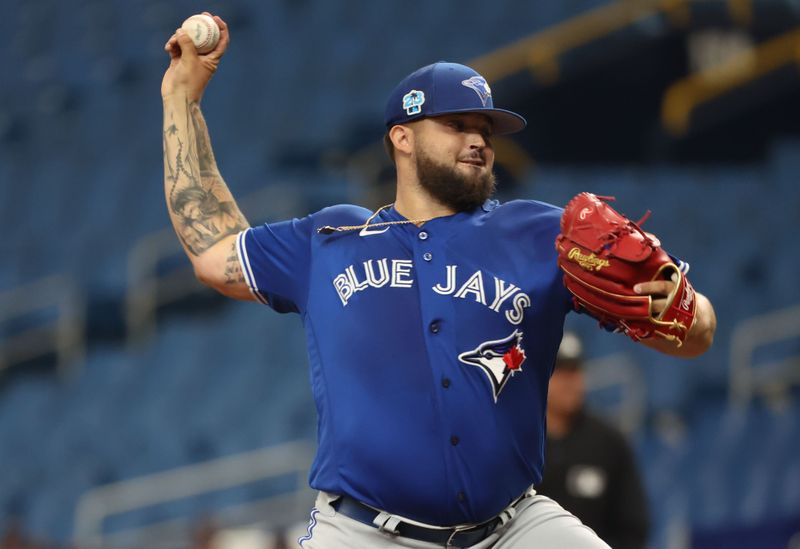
[181,14,220,54]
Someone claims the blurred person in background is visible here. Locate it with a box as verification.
[538,332,649,549]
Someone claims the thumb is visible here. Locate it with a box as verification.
[174,29,199,60]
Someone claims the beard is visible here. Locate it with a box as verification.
[414,149,496,213]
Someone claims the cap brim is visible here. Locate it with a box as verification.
[428,107,527,135]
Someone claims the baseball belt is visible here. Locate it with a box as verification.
[331,487,535,548]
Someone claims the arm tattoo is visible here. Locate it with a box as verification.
[224,239,246,285]
[190,102,218,176]
[163,97,248,256]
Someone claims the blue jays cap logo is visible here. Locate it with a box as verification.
[402,89,426,116]
[458,330,526,403]
[461,76,492,107]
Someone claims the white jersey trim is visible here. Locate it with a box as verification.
[236,229,269,305]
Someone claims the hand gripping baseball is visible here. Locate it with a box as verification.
[555,193,697,346]
[161,12,229,102]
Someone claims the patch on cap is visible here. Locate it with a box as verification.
[461,76,492,107]
[402,90,426,116]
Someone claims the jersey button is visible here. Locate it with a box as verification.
[450,435,460,446]
[441,377,451,388]
[429,321,440,334]
[457,492,466,502]
[423,252,432,262]
[418,231,429,240]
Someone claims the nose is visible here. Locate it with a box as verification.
[467,131,488,150]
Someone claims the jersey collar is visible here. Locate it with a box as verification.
[384,199,499,224]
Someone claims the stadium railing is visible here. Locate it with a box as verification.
[0,274,85,375]
[729,302,800,408]
[662,27,800,136]
[73,439,315,549]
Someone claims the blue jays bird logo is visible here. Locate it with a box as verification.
[458,330,526,402]
[461,76,492,107]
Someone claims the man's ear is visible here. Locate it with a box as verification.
[389,124,414,156]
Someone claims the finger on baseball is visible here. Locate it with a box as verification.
[634,280,675,296]
[210,15,230,57]
[174,29,199,59]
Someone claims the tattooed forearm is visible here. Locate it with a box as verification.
[163,97,248,257]
[224,239,246,285]
[189,102,218,176]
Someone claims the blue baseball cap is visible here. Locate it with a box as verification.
[384,61,527,135]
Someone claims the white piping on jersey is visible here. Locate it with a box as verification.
[236,229,269,305]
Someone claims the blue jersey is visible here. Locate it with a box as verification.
[236,199,573,526]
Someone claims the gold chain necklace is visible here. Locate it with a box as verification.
[316,203,434,234]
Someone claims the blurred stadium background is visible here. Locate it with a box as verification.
[1,0,799,547]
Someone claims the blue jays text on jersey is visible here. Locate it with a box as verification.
[236,199,574,527]
[332,259,532,325]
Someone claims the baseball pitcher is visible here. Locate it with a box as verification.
[161,14,716,548]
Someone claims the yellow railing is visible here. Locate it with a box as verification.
[661,27,800,136]
[471,0,689,85]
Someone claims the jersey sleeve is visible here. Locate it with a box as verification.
[236,215,315,314]
[518,200,575,313]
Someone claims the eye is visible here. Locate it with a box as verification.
[482,350,494,359]
[447,120,464,131]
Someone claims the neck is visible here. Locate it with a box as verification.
[394,170,456,222]
[394,189,455,222]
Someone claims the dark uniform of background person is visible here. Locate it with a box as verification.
[538,332,650,549]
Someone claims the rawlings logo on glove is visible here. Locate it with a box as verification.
[567,248,610,271]
[555,193,697,346]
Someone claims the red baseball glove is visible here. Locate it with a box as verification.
[555,192,697,346]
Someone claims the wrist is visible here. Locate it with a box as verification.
[162,90,201,105]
